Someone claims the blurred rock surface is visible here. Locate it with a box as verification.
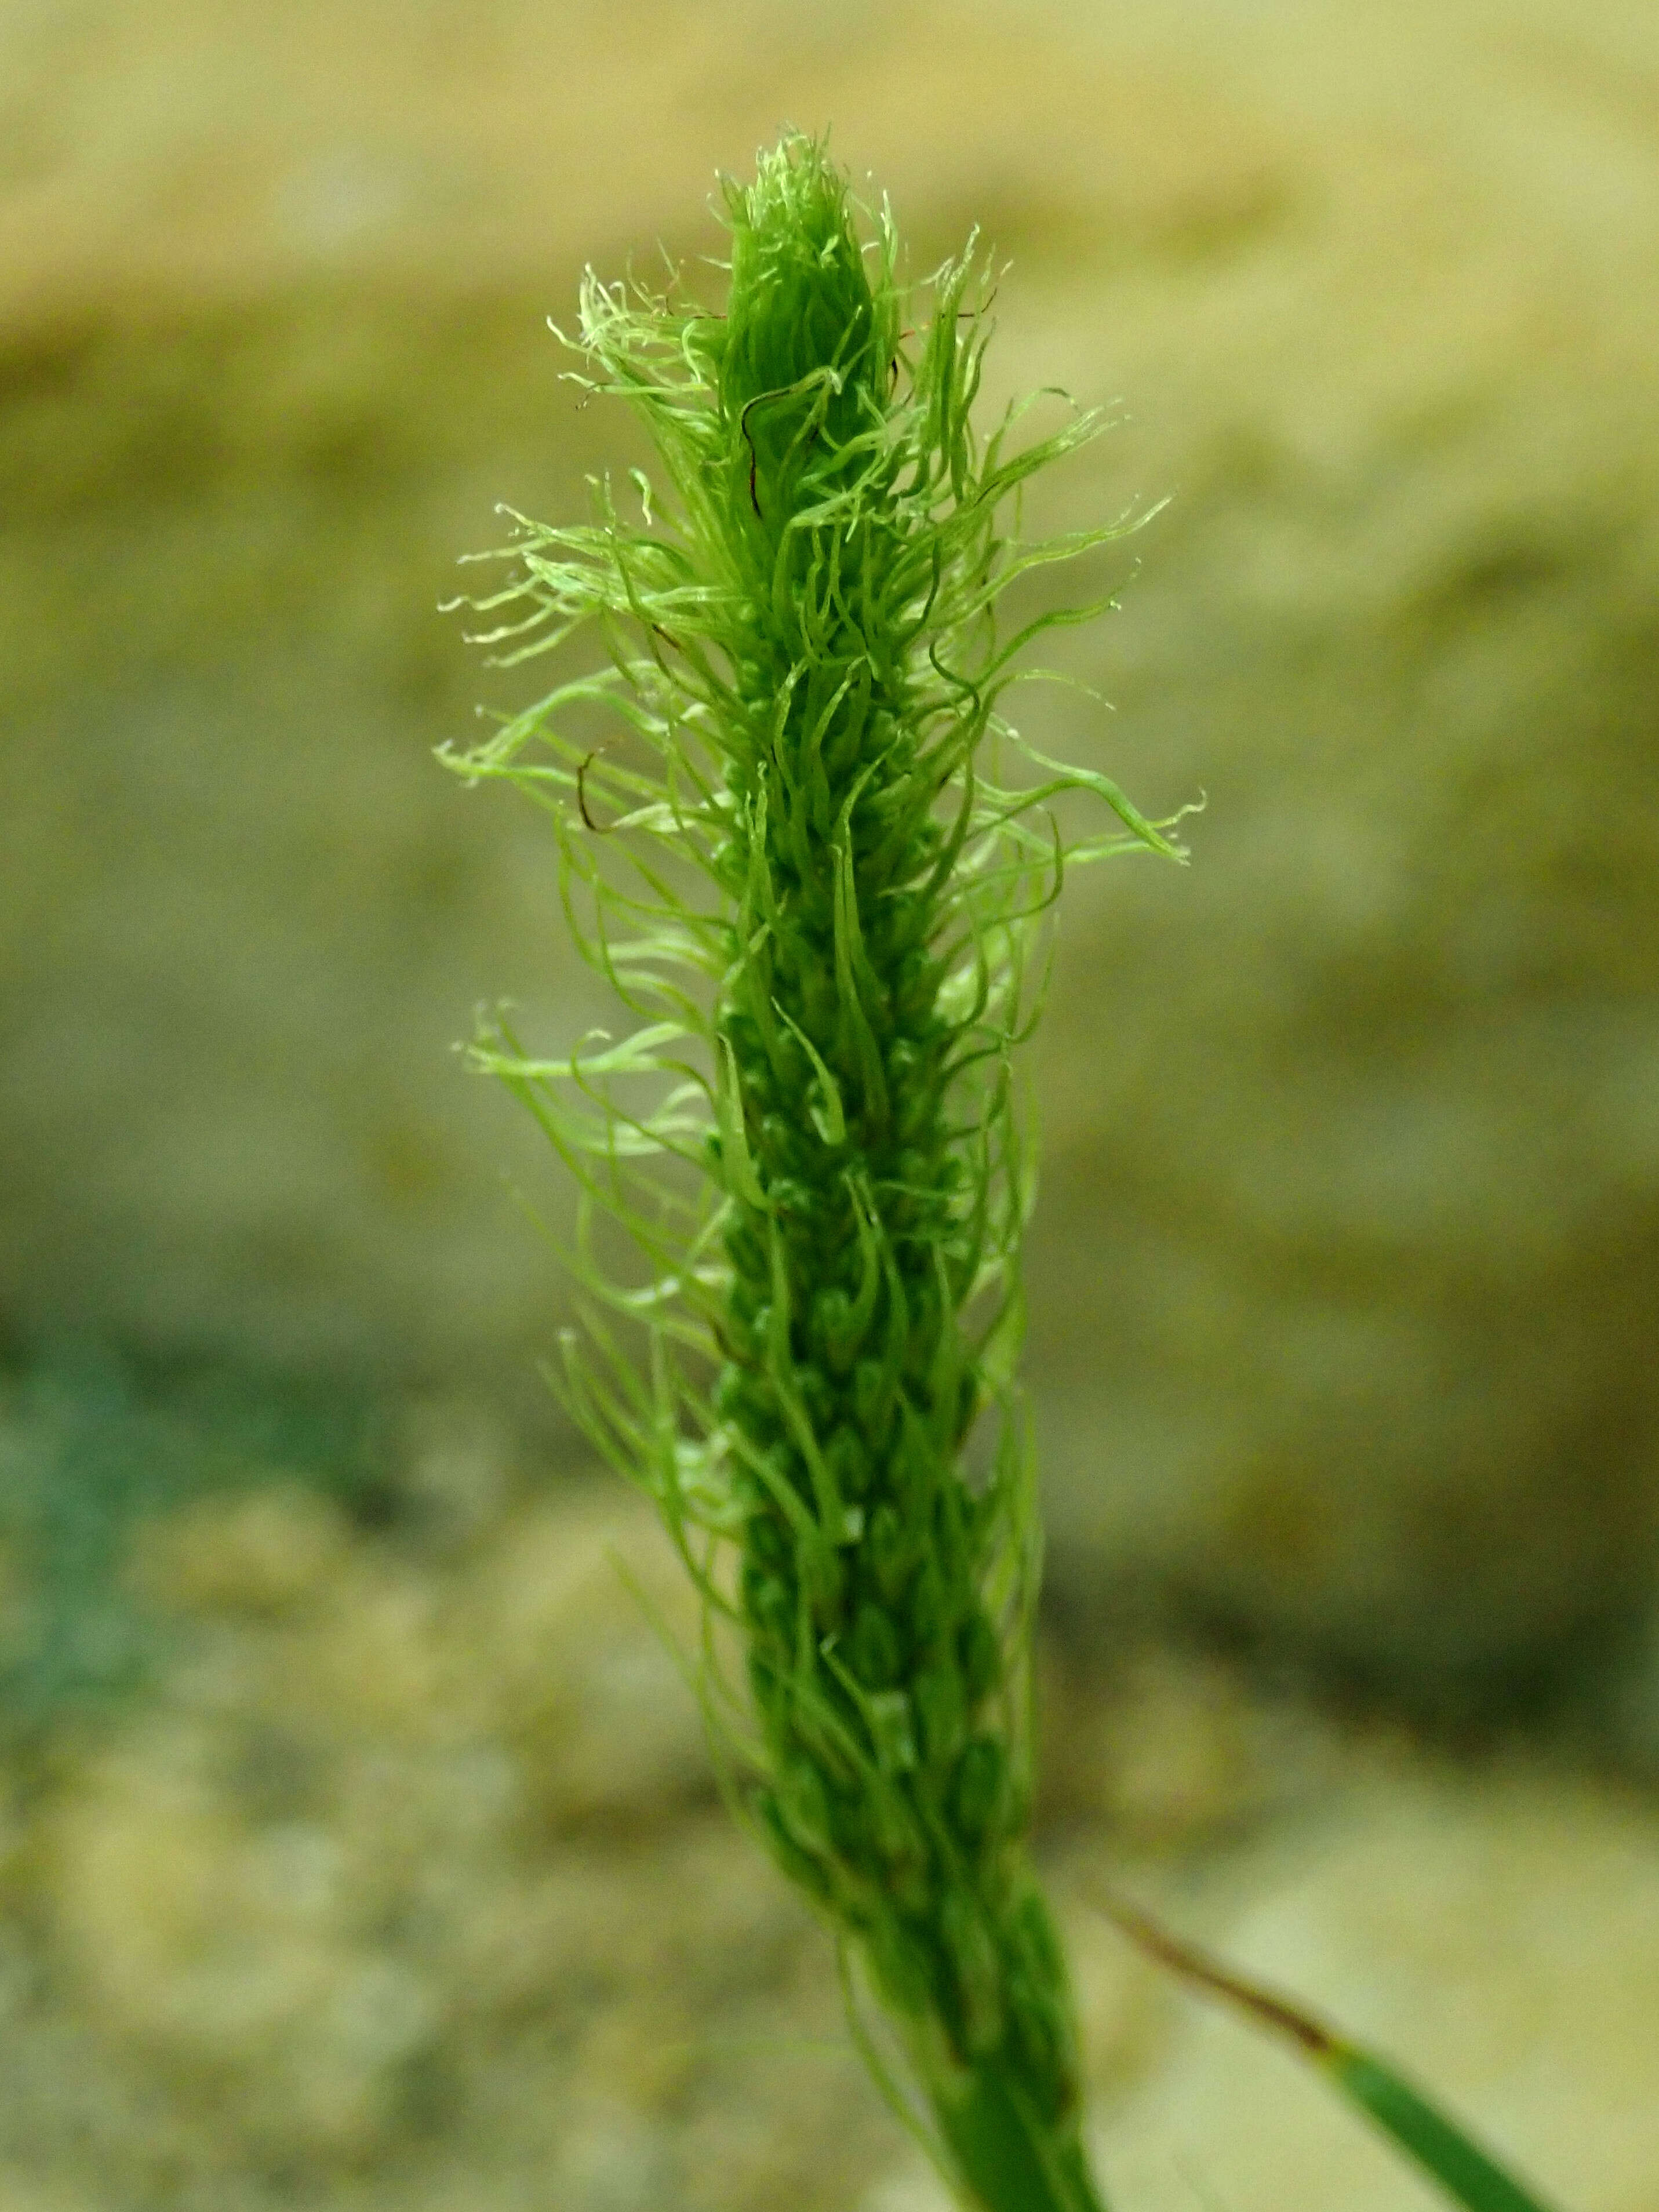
[2,1399,1653,2211]
[3,0,1657,1694]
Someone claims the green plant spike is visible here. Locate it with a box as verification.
[1100,1895,1566,2212]
[445,132,1187,2212]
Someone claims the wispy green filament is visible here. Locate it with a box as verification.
[446,133,1185,2212]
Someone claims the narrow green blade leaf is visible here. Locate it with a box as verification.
[1097,1893,1564,2212]
[1323,2049,1559,2212]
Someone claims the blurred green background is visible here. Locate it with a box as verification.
[2,3,1658,2207]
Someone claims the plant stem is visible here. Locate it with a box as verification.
[939,2062,1109,2212]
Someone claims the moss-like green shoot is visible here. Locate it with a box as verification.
[445,133,1185,2212]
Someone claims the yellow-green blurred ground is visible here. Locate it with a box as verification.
[3,0,1659,2202]
[1,1378,1656,2209]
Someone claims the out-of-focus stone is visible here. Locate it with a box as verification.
[7,1453,1659,2210]
[46,1719,428,2163]
[4,0,1659,1694]
[1096,1763,1659,2212]
[447,1487,714,1830]
[1040,1642,1278,1847]
[130,1483,354,1616]
[17,1469,897,2207]
[391,1394,517,1548]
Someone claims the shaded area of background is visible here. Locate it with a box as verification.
[2,2,1658,2206]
